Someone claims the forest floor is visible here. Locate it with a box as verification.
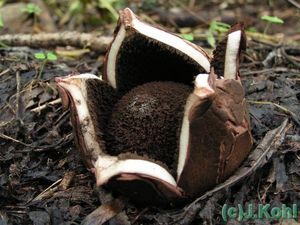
[0,1,299,224]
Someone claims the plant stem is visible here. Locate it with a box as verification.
[33,14,38,31]
[37,60,47,80]
[263,22,271,35]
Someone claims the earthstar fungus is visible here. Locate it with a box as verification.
[55,8,252,205]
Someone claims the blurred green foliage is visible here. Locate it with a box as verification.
[35,52,58,61]
[21,3,42,15]
[180,33,194,41]
[207,21,230,48]
[98,0,123,22]
[34,51,58,79]
[261,15,284,34]
[50,0,128,26]
[0,15,3,28]
[261,15,284,24]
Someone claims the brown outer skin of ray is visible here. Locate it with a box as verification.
[106,173,185,205]
[177,74,252,198]
[106,70,253,201]
[102,8,211,85]
[177,25,252,198]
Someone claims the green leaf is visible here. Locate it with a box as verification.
[210,21,230,33]
[180,33,194,41]
[98,0,119,21]
[112,0,126,10]
[246,26,257,33]
[0,15,3,28]
[69,0,84,14]
[34,52,46,60]
[46,52,58,61]
[22,3,42,15]
[206,30,215,48]
[261,15,284,24]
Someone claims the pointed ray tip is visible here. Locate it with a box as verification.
[194,73,215,98]
[120,7,136,23]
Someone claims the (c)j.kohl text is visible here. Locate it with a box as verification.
[222,203,298,221]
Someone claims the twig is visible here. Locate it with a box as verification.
[246,32,284,46]
[248,100,291,114]
[0,32,112,53]
[29,178,62,203]
[30,98,62,113]
[0,133,36,148]
[287,0,300,9]
[2,101,15,115]
[281,47,300,68]
[15,71,23,125]
[0,119,14,128]
[0,68,10,77]
[37,59,46,80]
[82,197,127,225]
[53,110,69,128]
[247,100,300,126]
[28,172,74,204]
[33,133,73,152]
[0,132,71,151]
[240,67,300,76]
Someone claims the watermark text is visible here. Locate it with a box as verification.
[222,204,298,221]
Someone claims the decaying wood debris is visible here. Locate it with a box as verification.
[0,32,112,52]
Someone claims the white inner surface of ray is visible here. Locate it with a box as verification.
[58,78,103,156]
[94,156,177,186]
[224,30,241,79]
[195,73,214,91]
[177,73,212,178]
[131,18,211,72]
[107,25,126,88]
[69,73,101,80]
[177,94,198,179]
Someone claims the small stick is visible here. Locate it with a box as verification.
[247,100,300,126]
[287,0,300,9]
[0,119,14,128]
[0,133,35,148]
[30,98,62,113]
[0,68,10,77]
[0,32,112,53]
[15,71,23,124]
[29,178,63,203]
[240,67,300,76]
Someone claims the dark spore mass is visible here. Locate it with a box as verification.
[116,33,205,95]
[211,37,227,78]
[86,79,118,148]
[106,81,192,170]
